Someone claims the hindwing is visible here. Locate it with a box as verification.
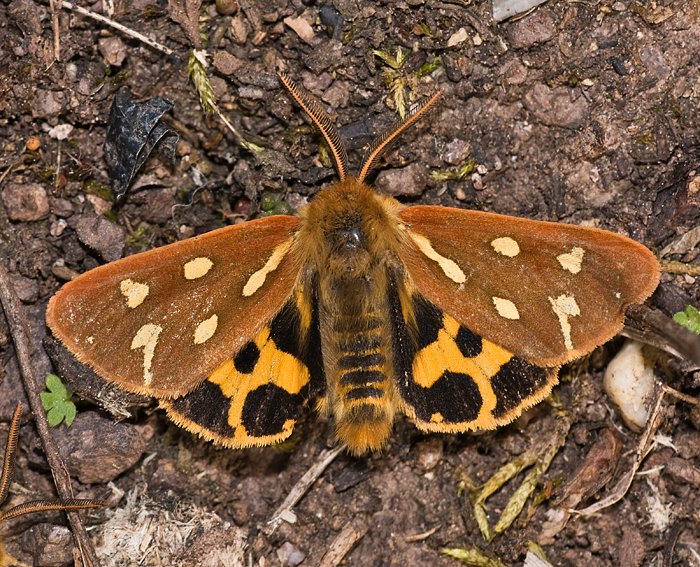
[389,278,558,432]
[162,284,325,447]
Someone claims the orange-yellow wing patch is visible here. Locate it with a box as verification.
[161,286,325,447]
[391,291,558,432]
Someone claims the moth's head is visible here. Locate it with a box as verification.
[300,178,397,272]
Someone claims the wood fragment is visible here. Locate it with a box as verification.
[554,428,622,509]
[49,0,62,62]
[318,520,368,567]
[404,523,441,543]
[624,304,700,366]
[662,521,685,567]
[575,387,666,517]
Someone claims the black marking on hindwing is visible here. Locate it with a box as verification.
[241,384,303,437]
[269,300,303,355]
[490,358,551,419]
[388,279,484,424]
[169,379,235,438]
[412,293,443,349]
[455,326,482,358]
[411,370,482,423]
[234,342,260,374]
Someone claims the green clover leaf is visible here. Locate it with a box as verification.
[40,374,77,427]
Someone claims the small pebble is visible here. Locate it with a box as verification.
[604,341,655,431]
[375,163,428,197]
[277,542,305,567]
[1,182,49,221]
[26,135,41,151]
[216,0,238,15]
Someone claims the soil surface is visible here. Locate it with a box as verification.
[1,1,699,566]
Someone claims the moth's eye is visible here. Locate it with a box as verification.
[333,226,364,252]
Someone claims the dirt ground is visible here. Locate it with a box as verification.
[1,0,699,565]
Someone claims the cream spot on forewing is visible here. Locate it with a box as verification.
[130,323,162,386]
[194,314,218,345]
[184,257,214,280]
[491,236,520,257]
[243,240,292,297]
[548,294,581,351]
[120,279,149,308]
[615,291,621,299]
[557,247,585,274]
[492,297,520,320]
[86,336,95,344]
[409,232,466,284]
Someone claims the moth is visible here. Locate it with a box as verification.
[46,74,660,455]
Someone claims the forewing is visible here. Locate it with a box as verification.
[47,216,302,397]
[398,206,659,366]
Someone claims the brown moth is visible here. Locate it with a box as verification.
[46,74,659,454]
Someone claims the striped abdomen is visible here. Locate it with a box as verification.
[323,303,397,454]
[335,313,387,403]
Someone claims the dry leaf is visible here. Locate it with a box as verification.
[169,0,203,48]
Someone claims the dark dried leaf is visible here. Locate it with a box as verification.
[104,88,178,203]
[555,428,622,509]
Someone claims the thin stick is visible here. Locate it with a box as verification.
[0,263,102,567]
[0,141,29,190]
[404,524,441,543]
[57,0,174,56]
[49,0,62,62]
[266,444,345,534]
[55,140,62,194]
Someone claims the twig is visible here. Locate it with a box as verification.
[662,521,685,567]
[404,524,441,543]
[662,384,699,406]
[624,304,700,366]
[212,104,248,147]
[318,520,368,567]
[0,163,15,190]
[55,140,62,194]
[49,0,62,62]
[56,0,174,56]
[0,141,29,190]
[265,444,344,534]
[0,262,102,567]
